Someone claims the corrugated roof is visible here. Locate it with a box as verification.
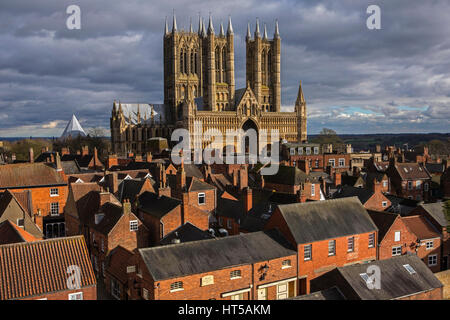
[139,229,296,281]
[0,236,96,300]
[277,197,378,244]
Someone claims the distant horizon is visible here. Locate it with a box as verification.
[1,132,449,140]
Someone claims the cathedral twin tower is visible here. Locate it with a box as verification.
[164,15,281,118]
[110,14,307,155]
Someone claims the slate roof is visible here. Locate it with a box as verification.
[61,160,82,174]
[277,197,378,244]
[332,185,374,204]
[139,229,296,281]
[117,179,150,202]
[159,222,214,245]
[385,194,419,215]
[367,210,399,241]
[138,191,181,219]
[0,163,66,189]
[287,286,345,300]
[0,236,96,300]
[61,154,99,168]
[425,163,445,174]
[188,177,215,191]
[419,202,448,227]
[119,103,169,125]
[334,254,443,300]
[263,165,316,185]
[402,215,441,240]
[89,202,124,235]
[365,172,386,183]
[216,196,244,220]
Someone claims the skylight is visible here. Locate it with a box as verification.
[403,264,416,274]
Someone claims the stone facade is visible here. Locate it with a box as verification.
[111,16,307,155]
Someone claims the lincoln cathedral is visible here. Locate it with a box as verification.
[110,15,307,154]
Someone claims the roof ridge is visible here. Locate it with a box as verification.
[0,235,84,248]
[140,229,269,252]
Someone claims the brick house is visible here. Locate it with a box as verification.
[105,246,135,300]
[367,210,418,260]
[0,190,43,239]
[0,236,96,300]
[88,199,149,280]
[129,230,298,300]
[264,197,378,295]
[409,202,449,270]
[282,143,350,174]
[310,254,443,300]
[0,161,68,235]
[262,165,322,200]
[64,182,102,237]
[402,215,442,273]
[386,159,432,201]
[137,191,210,245]
[332,183,391,211]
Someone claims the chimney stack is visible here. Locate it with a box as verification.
[106,172,118,194]
[61,147,70,156]
[106,154,118,169]
[373,178,382,194]
[296,188,307,203]
[55,152,62,172]
[376,144,381,153]
[99,190,110,207]
[334,172,342,186]
[299,159,310,175]
[122,198,131,215]
[181,192,189,225]
[243,187,253,213]
[29,147,34,163]
[81,145,89,156]
[146,152,152,163]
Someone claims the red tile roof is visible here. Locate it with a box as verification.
[402,215,441,240]
[394,163,431,180]
[0,220,38,245]
[0,235,96,300]
[0,163,66,189]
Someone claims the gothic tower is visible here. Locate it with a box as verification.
[295,81,307,142]
[163,14,235,121]
[245,19,281,112]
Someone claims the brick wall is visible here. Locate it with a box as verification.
[19,285,97,300]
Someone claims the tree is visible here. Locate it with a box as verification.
[311,128,343,148]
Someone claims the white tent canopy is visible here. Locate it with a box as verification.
[60,114,87,138]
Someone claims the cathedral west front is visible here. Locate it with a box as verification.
[110,15,307,155]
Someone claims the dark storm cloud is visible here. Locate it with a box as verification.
[0,0,449,136]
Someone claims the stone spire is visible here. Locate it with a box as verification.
[198,15,202,35]
[207,14,214,35]
[219,21,224,37]
[202,18,207,37]
[274,19,280,38]
[263,23,268,39]
[254,18,260,38]
[296,81,306,105]
[246,22,251,40]
[172,13,177,33]
[165,16,169,36]
[227,16,233,35]
[189,17,193,33]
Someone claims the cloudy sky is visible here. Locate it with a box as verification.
[0,0,449,137]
